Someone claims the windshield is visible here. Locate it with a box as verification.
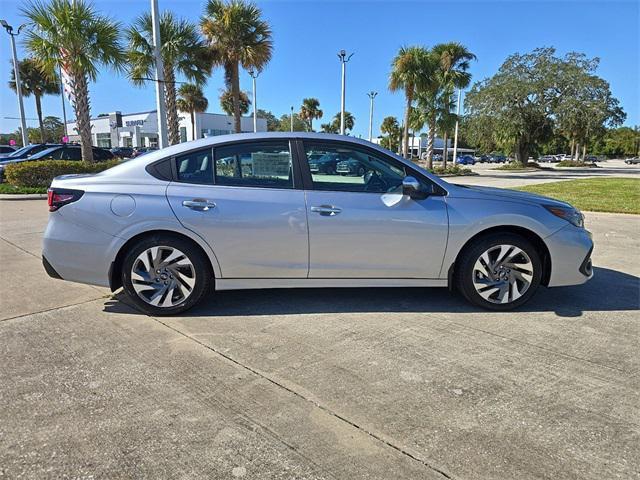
[6,145,32,158]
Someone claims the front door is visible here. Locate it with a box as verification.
[166,140,309,278]
[300,140,448,279]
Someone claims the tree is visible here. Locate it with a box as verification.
[321,112,354,134]
[592,127,640,157]
[466,48,625,165]
[278,112,306,132]
[389,46,434,159]
[379,116,402,153]
[176,84,208,141]
[127,11,211,145]
[202,0,273,133]
[431,42,475,167]
[23,0,125,162]
[256,109,279,131]
[220,89,250,116]
[554,54,625,160]
[299,98,323,131]
[8,58,60,143]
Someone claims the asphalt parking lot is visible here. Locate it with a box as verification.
[1,170,639,479]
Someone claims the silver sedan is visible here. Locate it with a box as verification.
[42,133,593,315]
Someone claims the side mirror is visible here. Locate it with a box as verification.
[402,176,428,200]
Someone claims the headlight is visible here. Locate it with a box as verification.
[544,205,584,228]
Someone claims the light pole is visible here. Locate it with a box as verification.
[366,91,377,142]
[1,20,28,147]
[451,89,463,164]
[150,0,168,148]
[337,50,354,135]
[290,106,294,132]
[248,70,258,133]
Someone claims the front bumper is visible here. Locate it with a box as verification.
[545,224,594,287]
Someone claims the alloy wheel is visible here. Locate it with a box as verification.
[472,244,534,304]
[130,246,196,307]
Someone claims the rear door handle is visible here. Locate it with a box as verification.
[182,199,216,211]
[310,205,342,216]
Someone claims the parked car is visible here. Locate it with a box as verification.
[132,146,158,158]
[624,157,640,165]
[539,155,557,163]
[475,155,491,163]
[42,132,593,315]
[0,145,16,156]
[488,155,507,163]
[456,155,475,165]
[110,147,135,159]
[0,143,63,161]
[308,153,342,174]
[0,145,114,182]
[584,155,599,163]
[336,158,367,176]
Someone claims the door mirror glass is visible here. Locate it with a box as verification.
[402,176,428,199]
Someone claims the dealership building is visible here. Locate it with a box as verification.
[65,110,267,148]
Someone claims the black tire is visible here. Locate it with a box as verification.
[357,167,366,176]
[455,233,542,311]
[121,234,213,316]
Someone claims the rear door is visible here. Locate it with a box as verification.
[300,140,449,279]
[166,140,309,278]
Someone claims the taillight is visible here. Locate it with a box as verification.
[47,188,84,212]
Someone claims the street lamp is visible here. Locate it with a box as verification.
[337,50,354,135]
[366,91,377,142]
[150,0,168,148]
[248,70,259,133]
[1,20,28,147]
[290,106,294,132]
[451,89,463,165]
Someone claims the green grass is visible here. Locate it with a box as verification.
[516,177,640,214]
[0,183,47,194]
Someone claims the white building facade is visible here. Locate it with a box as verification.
[65,110,267,148]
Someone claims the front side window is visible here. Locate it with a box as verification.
[214,141,293,189]
[60,148,82,160]
[176,148,213,184]
[303,142,406,193]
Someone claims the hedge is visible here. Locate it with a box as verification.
[4,160,120,188]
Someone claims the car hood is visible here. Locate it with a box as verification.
[451,184,573,209]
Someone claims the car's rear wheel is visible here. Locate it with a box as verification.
[455,233,542,310]
[121,235,212,316]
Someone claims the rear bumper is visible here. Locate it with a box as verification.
[42,212,119,287]
[545,224,594,287]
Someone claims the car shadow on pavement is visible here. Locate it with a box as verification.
[104,267,639,319]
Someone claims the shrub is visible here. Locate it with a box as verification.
[4,160,120,188]
[428,165,473,176]
[556,160,598,168]
[495,161,542,170]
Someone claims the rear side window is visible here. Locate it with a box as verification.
[214,141,293,189]
[60,147,82,160]
[176,149,213,184]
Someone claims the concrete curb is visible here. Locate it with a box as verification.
[0,194,47,200]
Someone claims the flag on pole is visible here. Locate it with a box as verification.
[59,49,76,106]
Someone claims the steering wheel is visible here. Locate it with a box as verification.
[363,170,389,192]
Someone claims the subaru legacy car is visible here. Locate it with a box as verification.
[42,133,593,315]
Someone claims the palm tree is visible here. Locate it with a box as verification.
[9,58,60,143]
[22,0,125,162]
[127,11,211,145]
[176,84,208,141]
[431,42,476,167]
[380,116,402,153]
[299,98,323,131]
[389,46,434,159]
[334,111,354,133]
[201,0,273,133]
[220,89,250,116]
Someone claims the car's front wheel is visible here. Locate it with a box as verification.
[455,233,542,310]
[121,235,212,316]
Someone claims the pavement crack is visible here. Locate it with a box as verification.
[0,297,106,323]
[146,313,454,480]
[0,235,40,259]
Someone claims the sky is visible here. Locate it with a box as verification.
[0,0,638,139]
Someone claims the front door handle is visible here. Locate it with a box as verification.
[310,205,342,216]
[182,199,216,211]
